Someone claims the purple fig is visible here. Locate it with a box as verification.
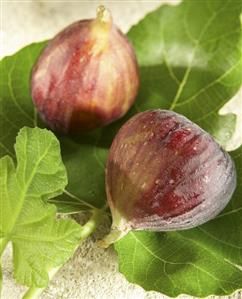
[31,6,139,133]
[102,110,236,246]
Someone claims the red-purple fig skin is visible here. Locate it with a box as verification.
[106,110,236,232]
[31,9,139,133]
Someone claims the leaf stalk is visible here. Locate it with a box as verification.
[21,208,104,299]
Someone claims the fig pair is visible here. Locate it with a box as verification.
[31,7,236,246]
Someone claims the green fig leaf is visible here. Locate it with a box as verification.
[0,127,82,287]
[127,0,242,147]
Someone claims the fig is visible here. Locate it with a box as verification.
[31,6,139,132]
[102,110,236,246]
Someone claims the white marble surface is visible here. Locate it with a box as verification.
[1,1,241,298]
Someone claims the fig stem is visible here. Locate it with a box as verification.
[98,227,130,248]
[96,5,112,24]
[22,267,60,299]
[22,208,104,299]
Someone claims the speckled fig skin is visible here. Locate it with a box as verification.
[102,110,236,246]
[31,6,139,133]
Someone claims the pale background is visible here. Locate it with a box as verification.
[1,0,241,298]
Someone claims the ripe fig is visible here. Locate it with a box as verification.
[31,6,139,133]
[102,110,236,247]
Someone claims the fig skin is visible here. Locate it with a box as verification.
[31,6,139,133]
[102,110,236,246]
